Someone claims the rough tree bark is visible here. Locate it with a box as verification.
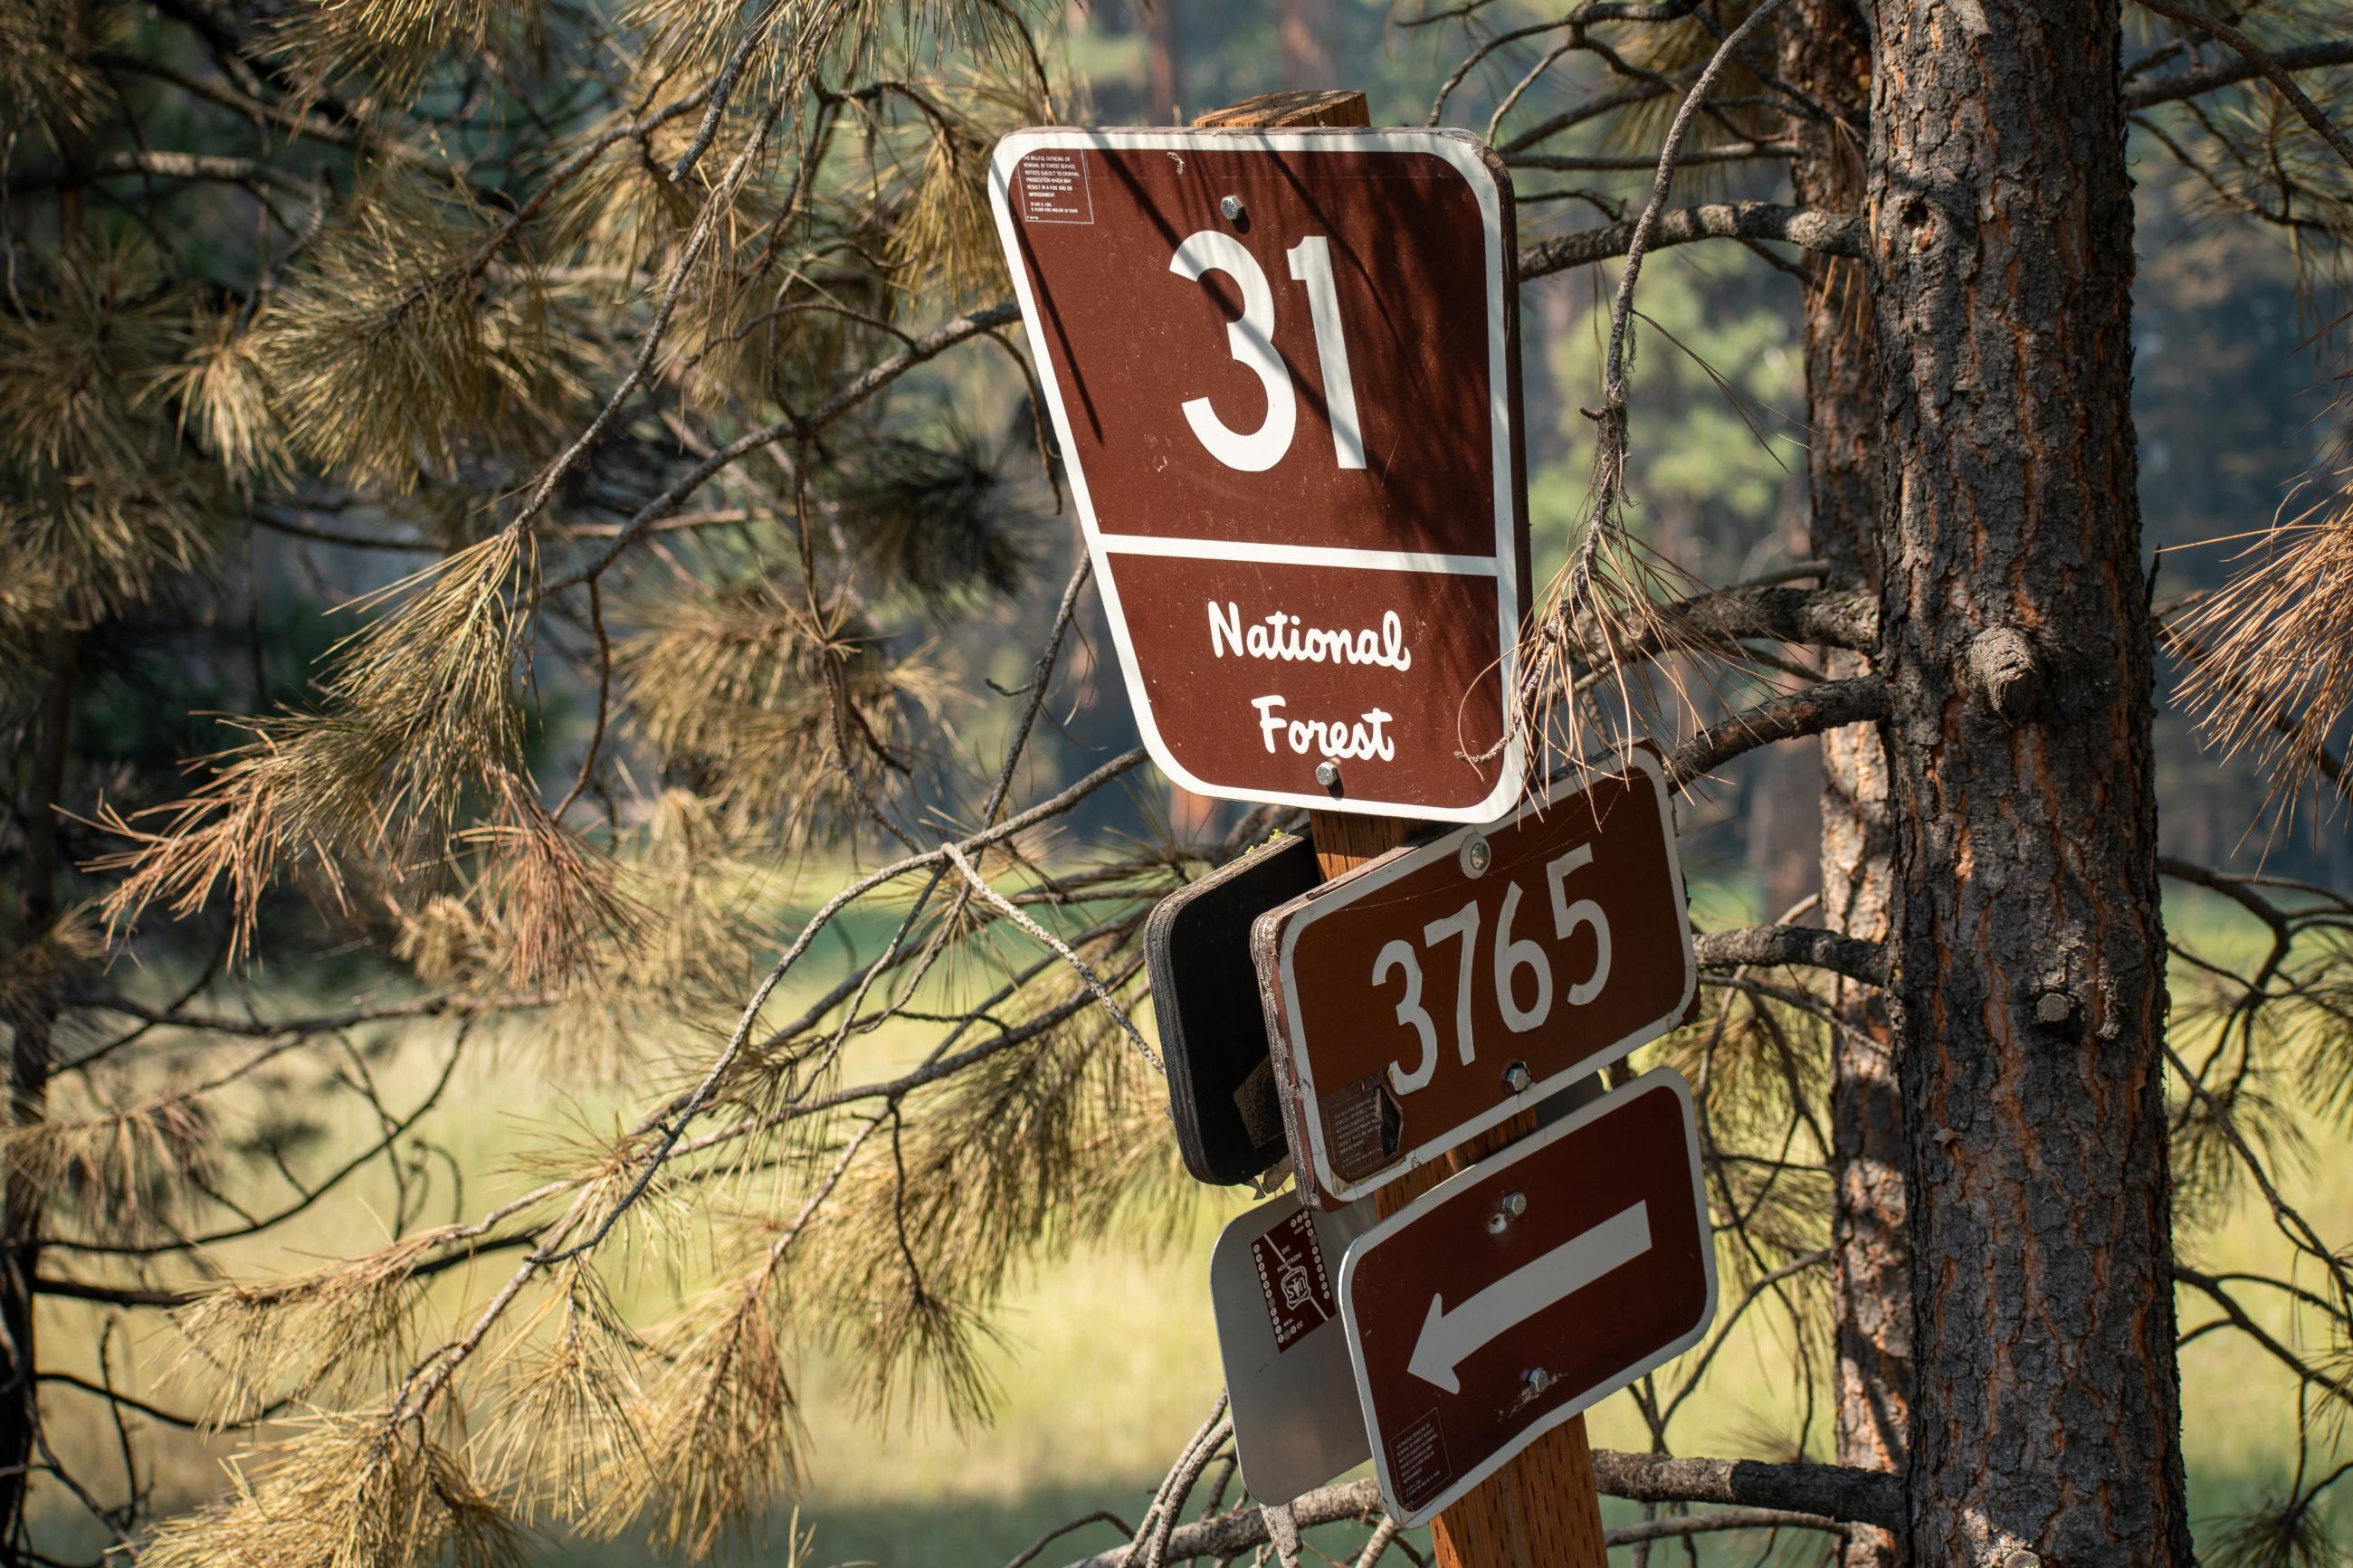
[1778,7,1910,1568]
[0,637,70,1563]
[1861,5,2189,1565]
[0,29,89,1544]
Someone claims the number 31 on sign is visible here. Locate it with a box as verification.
[988,128,1530,820]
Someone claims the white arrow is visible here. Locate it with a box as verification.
[1407,1202,1653,1393]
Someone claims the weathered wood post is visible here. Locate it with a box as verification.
[1194,83,1613,1568]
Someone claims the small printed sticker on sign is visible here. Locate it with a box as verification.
[1389,1410,1453,1513]
[1015,152,1092,224]
[1321,1074,1399,1184]
[1250,1211,1336,1352]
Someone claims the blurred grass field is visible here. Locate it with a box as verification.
[27,880,2342,1564]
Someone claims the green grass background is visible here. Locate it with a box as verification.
[27,883,2343,1565]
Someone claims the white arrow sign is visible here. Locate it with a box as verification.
[1407,1202,1653,1392]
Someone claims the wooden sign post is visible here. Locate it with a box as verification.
[1197,87,1612,1568]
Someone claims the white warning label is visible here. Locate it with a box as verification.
[1390,1409,1453,1513]
[1017,151,1093,224]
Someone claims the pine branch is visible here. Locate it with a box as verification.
[1423,2,1700,127]
[1666,675,1890,789]
[2133,1,2353,174]
[546,301,1024,594]
[1590,1449,1901,1526]
[85,50,458,179]
[1586,584,1877,682]
[9,149,316,195]
[1695,925,1888,986]
[2172,1264,2353,1411]
[1509,142,1802,171]
[2126,38,2353,109]
[1055,1452,1902,1567]
[1520,202,1862,280]
[1607,1507,1846,1545]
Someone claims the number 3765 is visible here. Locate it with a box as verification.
[1372,846,1612,1097]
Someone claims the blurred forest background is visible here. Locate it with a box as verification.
[4,0,2349,1564]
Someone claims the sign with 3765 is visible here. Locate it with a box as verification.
[1250,748,1695,1205]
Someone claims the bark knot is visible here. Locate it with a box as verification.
[1967,625,2042,724]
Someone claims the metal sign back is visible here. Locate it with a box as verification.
[1253,747,1695,1206]
[1147,833,1322,1184]
[988,128,1529,820]
[1336,1069,1716,1525]
[1207,1193,1378,1504]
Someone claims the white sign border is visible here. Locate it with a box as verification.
[1273,745,1697,1203]
[1335,1066,1720,1527]
[987,127,1528,823]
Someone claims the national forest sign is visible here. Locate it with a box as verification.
[987,127,1530,822]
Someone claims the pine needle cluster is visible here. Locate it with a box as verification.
[142,1409,524,1568]
[274,0,539,104]
[0,235,216,621]
[0,0,111,142]
[0,1088,218,1243]
[805,948,1183,1427]
[616,582,947,837]
[259,180,575,489]
[96,528,535,957]
[173,1233,451,1420]
[2176,444,2353,813]
[595,1265,802,1560]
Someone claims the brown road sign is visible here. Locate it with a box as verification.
[986,128,1529,821]
[1252,746,1693,1206]
[1337,1069,1716,1525]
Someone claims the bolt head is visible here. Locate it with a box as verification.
[1460,835,1491,878]
[1523,1367,1553,1397]
[1314,759,1341,789]
[1503,1062,1532,1095]
[1219,194,1246,222]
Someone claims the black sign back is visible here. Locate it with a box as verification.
[1146,834,1322,1183]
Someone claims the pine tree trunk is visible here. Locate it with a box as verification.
[1279,0,1337,89]
[0,639,71,1562]
[1861,5,2189,1564]
[1779,9,1909,1567]
[1143,0,1184,121]
[0,25,88,1536]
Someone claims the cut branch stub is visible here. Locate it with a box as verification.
[1967,625,2042,725]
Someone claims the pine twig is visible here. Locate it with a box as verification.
[2133,0,2353,174]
